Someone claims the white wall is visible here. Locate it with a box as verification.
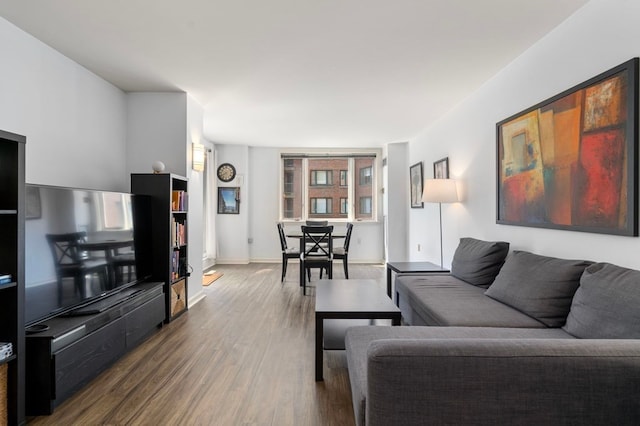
[0,17,127,191]
[408,0,640,270]
[215,144,250,263]
[385,142,409,262]
[126,92,188,176]
[248,147,281,261]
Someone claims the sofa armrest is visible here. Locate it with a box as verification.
[366,339,640,426]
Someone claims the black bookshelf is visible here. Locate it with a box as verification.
[131,173,188,322]
[0,130,26,425]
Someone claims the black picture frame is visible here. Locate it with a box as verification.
[433,157,449,179]
[410,162,424,208]
[218,187,240,214]
[496,57,638,236]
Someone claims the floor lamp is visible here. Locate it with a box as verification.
[422,179,459,268]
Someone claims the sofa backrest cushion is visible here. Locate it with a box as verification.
[563,262,640,339]
[450,237,510,288]
[484,251,592,327]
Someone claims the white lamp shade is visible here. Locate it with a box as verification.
[192,143,205,172]
[422,179,459,203]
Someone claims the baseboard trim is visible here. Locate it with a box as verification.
[214,259,251,265]
[247,258,385,265]
[188,290,206,308]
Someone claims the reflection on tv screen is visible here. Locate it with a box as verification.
[25,184,141,325]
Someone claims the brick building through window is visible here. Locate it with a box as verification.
[280,155,376,221]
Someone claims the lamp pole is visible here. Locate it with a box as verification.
[438,202,443,268]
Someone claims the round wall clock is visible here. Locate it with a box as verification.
[217,163,236,182]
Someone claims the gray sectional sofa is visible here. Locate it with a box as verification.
[345,238,640,426]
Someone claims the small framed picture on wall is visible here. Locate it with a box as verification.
[433,157,449,179]
[218,187,240,214]
[409,162,424,208]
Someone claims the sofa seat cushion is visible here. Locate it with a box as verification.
[564,262,640,339]
[396,274,546,327]
[450,237,510,288]
[345,326,573,426]
[484,251,592,327]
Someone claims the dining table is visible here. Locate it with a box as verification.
[285,233,345,250]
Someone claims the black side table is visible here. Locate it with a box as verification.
[386,261,450,298]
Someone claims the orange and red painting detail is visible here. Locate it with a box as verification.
[498,72,631,233]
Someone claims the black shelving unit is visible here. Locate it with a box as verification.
[0,130,26,425]
[131,173,188,322]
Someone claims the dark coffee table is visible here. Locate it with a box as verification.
[315,279,401,381]
[386,261,449,298]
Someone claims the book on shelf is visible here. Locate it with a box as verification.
[0,274,12,285]
[171,217,187,246]
[171,190,188,211]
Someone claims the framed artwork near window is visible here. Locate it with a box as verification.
[433,157,449,179]
[218,187,240,214]
[410,162,424,208]
[496,57,638,236]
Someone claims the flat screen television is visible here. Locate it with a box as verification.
[24,184,150,326]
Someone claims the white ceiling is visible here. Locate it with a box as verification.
[0,0,589,148]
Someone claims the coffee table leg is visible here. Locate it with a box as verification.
[386,265,392,298]
[315,313,324,381]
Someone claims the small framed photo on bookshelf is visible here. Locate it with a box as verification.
[218,187,240,214]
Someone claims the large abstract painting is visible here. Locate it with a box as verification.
[497,58,638,236]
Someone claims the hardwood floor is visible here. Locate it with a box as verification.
[28,262,387,425]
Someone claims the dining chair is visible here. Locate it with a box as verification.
[111,244,136,284]
[305,220,329,226]
[304,220,330,256]
[46,232,110,301]
[277,222,300,282]
[333,222,353,279]
[299,225,333,295]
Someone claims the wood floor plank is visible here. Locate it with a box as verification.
[27,262,386,425]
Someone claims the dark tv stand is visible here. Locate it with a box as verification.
[25,281,165,415]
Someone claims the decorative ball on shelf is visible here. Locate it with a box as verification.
[152,161,165,174]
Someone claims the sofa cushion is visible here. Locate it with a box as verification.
[450,237,510,288]
[563,262,640,339]
[484,251,591,327]
[395,274,546,328]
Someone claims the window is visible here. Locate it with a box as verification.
[284,170,294,195]
[284,198,294,218]
[359,196,372,215]
[280,154,377,221]
[311,198,332,214]
[340,198,348,214]
[340,170,348,186]
[359,166,372,185]
[311,170,333,186]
